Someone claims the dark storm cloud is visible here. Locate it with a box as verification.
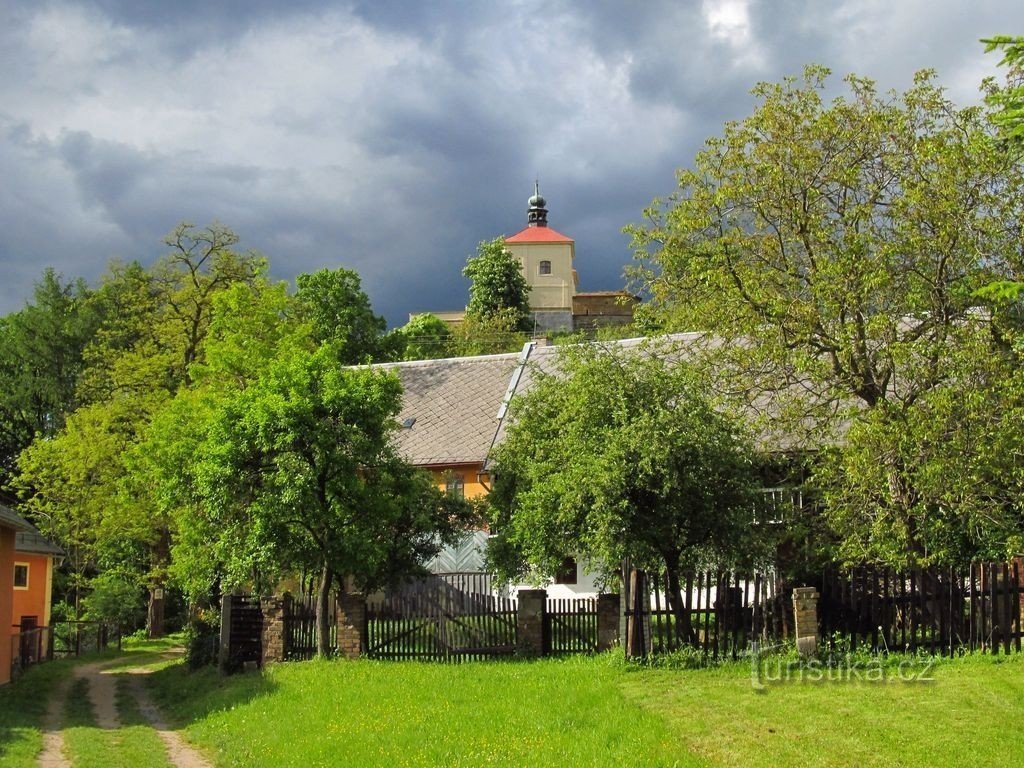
[1,1,1022,326]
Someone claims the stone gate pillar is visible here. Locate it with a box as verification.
[260,595,288,666]
[516,589,547,657]
[336,592,367,659]
[596,593,620,651]
[792,587,820,657]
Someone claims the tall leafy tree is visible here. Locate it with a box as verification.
[0,270,98,488]
[295,268,403,363]
[463,237,532,333]
[195,342,475,655]
[488,342,760,642]
[18,223,265,634]
[983,35,1024,144]
[627,66,1024,566]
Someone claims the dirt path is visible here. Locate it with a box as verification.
[38,652,213,768]
[36,676,71,768]
[126,675,212,768]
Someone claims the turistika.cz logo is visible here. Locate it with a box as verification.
[750,646,935,690]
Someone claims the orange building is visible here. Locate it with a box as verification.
[12,528,61,637]
[1,504,34,685]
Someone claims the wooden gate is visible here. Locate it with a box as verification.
[223,594,263,671]
[545,597,598,654]
[366,574,517,661]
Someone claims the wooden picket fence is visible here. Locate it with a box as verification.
[819,561,1024,655]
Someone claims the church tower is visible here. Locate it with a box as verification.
[505,184,577,332]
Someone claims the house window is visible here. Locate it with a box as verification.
[538,260,552,276]
[13,563,29,590]
[755,486,804,524]
[444,472,465,499]
[554,557,577,585]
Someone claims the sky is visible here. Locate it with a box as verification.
[1,1,1022,327]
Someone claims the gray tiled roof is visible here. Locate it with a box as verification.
[16,530,64,556]
[379,335,710,469]
[381,351,525,466]
[0,503,33,532]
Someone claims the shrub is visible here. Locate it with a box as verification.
[184,613,220,671]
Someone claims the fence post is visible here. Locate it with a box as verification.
[596,593,620,651]
[336,592,367,659]
[792,587,820,657]
[516,589,547,657]
[625,570,650,658]
[260,595,288,667]
[218,596,234,671]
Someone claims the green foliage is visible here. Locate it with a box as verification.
[295,268,402,363]
[0,269,98,488]
[398,313,453,360]
[184,614,220,671]
[81,570,145,629]
[983,35,1024,144]
[451,309,529,356]
[463,237,531,332]
[16,222,266,632]
[189,337,476,653]
[488,341,760,620]
[627,66,1024,566]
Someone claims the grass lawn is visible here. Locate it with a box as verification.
[3,642,1022,767]
[145,651,1024,768]
[620,652,1024,767]
[148,655,693,767]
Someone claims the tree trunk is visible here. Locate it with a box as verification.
[147,527,172,639]
[147,588,165,639]
[664,552,696,645]
[315,562,334,658]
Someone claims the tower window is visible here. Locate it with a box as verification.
[538,260,552,276]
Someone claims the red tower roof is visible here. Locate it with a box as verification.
[505,226,574,244]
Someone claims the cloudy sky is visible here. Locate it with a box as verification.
[1,1,1021,326]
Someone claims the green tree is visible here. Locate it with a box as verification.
[397,313,453,360]
[195,342,475,655]
[17,223,266,634]
[295,268,402,364]
[0,270,98,488]
[983,35,1024,143]
[487,342,759,642]
[463,238,531,333]
[627,66,1024,566]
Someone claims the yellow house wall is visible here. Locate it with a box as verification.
[427,464,489,500]
[506,241,577,311]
